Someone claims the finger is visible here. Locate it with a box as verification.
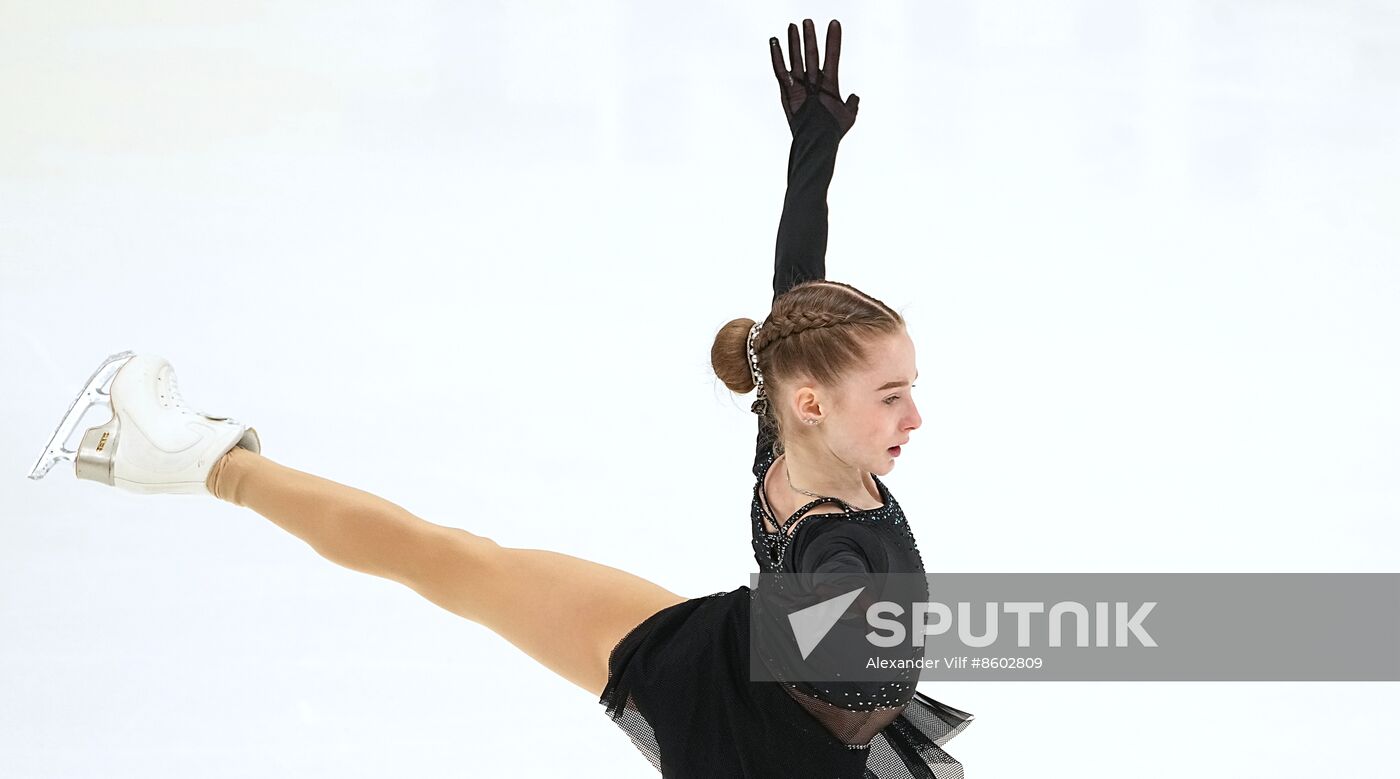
[823,20,842,85]
[847,94,860,114]
[802,19,820,84]
[787,23,804,80]
[769,37,791,85]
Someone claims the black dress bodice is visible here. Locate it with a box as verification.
[748,446,933,746]
[750,447,927,577]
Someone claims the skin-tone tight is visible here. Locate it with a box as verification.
[205,446,688,697]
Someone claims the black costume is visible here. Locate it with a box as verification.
[598,97,973,778]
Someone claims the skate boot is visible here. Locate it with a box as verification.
[27,350,261,496]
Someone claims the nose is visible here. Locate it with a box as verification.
[905,396,922,432]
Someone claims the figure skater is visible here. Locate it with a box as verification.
[27,19,972,778]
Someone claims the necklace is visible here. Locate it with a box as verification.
[785,462,828,500]
[784,458,863,505]
[784,456,879,509]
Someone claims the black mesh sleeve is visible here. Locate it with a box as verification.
[771,97,843,305]
[753,99,845,473]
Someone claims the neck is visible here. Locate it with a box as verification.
[778,441,879,508]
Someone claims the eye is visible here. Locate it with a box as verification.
[883,384,915,405]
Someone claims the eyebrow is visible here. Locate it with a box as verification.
[875,370,919,392]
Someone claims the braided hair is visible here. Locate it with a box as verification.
[712,280,904,455]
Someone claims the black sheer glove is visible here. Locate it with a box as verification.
[769,19,860,138]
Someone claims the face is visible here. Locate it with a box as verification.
[788,328,922,476]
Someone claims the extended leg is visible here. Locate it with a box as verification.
[206,447,688,697]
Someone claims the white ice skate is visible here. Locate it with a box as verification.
[27,351,261,496]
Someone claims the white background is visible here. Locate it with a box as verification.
[3,1,1397,776]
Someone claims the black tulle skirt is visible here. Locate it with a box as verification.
[599,586,973,778]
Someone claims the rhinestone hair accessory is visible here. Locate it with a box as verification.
[747,321,768,415]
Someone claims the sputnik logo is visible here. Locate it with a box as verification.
[788,587,865,660]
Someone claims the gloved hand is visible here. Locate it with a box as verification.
[769,18,860,138]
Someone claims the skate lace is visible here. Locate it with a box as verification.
[162,368,197,416]
[166,370,189,412]
[167,366,234,423]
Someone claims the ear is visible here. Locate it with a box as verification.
[792,383,828,421]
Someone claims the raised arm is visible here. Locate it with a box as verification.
[771,97,843,303]
[768,19,860,304]
[755,19,861,469]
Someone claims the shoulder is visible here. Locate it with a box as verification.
[790,519,890,572]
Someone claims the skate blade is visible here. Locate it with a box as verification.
[27,350,137,481]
